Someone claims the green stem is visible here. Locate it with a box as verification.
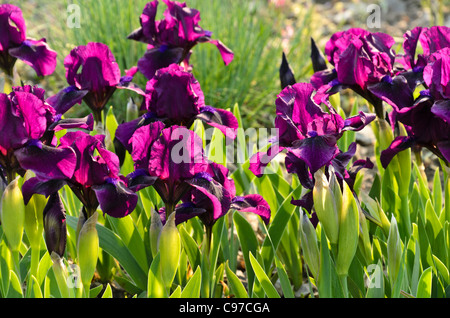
[11,250,21,283]
[338,274,349,298]
[83,282,90,298]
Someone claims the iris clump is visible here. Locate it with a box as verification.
[1,0,450,300]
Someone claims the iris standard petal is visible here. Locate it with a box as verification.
[230,194,271,225]
[92,178,138,218]
[197,106,238,139]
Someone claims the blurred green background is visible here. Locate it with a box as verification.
[8,0,450,129]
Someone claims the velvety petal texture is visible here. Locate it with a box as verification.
[0,4,57,77]
[128,0,233,78]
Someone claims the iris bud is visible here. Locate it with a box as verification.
[387,215,402,284]
[126,97,139,122]
[313,169,339,244]
[25,193,46,249]
[299,212,320,280]
[43,193,67,257]
[158,212,181,288]
[336,181,359,277]
[77,211,99,292]
[0,177,25,252]
[149,208,163,258]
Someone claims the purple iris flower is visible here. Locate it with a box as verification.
[21,131,138,219]
[310,28,396,118]
[127,124,211,217]
[249,82,375,178]
[115,64,238,153]
[0,4,57,77]
[128,0,234,79]
[51,42,144,123]
[248,82,374,217]
[175,161,271,227]
[371,48,450,167]
[0,85,93,184]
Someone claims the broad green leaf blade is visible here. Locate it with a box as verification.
[181,266,202,298]
[7,270,23,298]
[318,228,332,298]
[274,256,295,298]
[249,252,280,298]
[224,261,248,298]
[179,225,202,270]
[416,267,433,298]
[169,285,182,298]
[233,212,258,296]
[28,275,43,298]
[147,253,167,298]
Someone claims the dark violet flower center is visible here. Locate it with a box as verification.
[330,78,340,87]
[413,66,424,73]
[105,177,119,186]
[63,86,78,93]
[382,75,393,84]
[200,106,216,113]
[128,169,149,179]
[420,89,431,97]
[119,76,133,84]
[143,111,158,120]
[28,139,43,149]
[232,196,245,203]
[22,40,32,47]
[53,114,63,122]
[308,130,318,138]
[159,44,169,53]
[194,171,213,182]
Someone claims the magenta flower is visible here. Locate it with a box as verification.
[22,131,138,219]
[0,85,93,184]
[115,64,238,153]
[0,4,57,77]
[249,82,375,178]
[128,0,234,78]
[177,161,271,228]
[310,28,396,117]
[52,42,144,123]
[369,47,450,167]
[127,124,210,217]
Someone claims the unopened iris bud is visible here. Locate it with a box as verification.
[336,181,359,277]
[126,97,139,122]
[299,212,320,280]
[387,215,402,284]
[43,193,67,257]
[158,212,181,288]
[313,169,339,244]
[77,211,99,293]
[149,208,163,258]
[0,177,25,252]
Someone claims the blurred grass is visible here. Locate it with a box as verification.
[16,0,315,129]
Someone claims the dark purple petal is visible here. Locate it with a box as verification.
[148,126,208,181]
[207,39,234,66]
[197,106,238,139]
[14,141,77,181]
[285,149,314,190]
[127,169,158,192]
[128,0,159,44]
[423,48,450,100]
[145,64,204,124]
[291,191,314,215]
[185,180,225,226]
[0,4,26,52]
[8,38,57,77]
[49,114,94,132]
[231,194,271,225]
[64,42,121,92]
[342,111,376,132]
[437,140,450,163]
[345,157,374,191]
[43,193,67,257]
[367,75,415,111]
[431,100,450,123]
[21,177,67,205]
[137,46,185,79]
[290,135,340,174]
[46,86,89,115]
[310,37,327,73]
[380,135,415,168]
[399,27,425,69]
[172,202,206,225]
[92,178,138,218]
[419,26,450,57]
[249,145,284,178]
[130,121,165,170]
[330,142,357,179]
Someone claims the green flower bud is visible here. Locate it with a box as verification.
[313,169,339,244]
[51,252,72,298]
[126,97,139,122]
[1,177,25,252]
[150,208,163,258]
[336,181,359,277]
[77,212,99,291]
[299,212,320,280]
[387,215,402,284]
[158,212,181,288]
